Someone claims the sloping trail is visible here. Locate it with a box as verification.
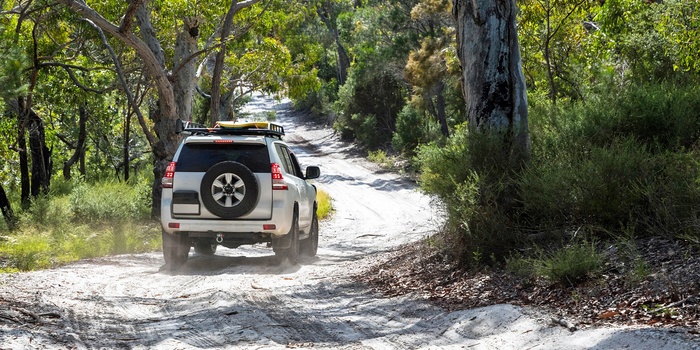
[0,94,697,349]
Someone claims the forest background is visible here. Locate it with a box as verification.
[0,0,699,285]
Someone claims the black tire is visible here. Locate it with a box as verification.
[194,242,217,256]
[162,230,190,269]
[274,212,300,265]
[300,209,318,257]
[200,161,259,219]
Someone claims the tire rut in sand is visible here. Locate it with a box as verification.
[243,290,360,347]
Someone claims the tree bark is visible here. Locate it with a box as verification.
[453,0,530,160]
[174,17,199,122]
[124,106,131,181]
[63,105,88,180]
[17,105,30,207]
[0,183,15,230]
[27,110,50,197]
[435,81,449,137]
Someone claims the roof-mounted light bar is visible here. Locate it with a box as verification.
[175,119,285,139]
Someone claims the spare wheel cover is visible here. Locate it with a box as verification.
[200,161,259,219]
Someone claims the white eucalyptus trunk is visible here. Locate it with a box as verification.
[173,17,200,121]
[453,0,530,157]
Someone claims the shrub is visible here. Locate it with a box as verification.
[421,81,700,267]
[417,124,526,264]
[522,82,700,239]
[535,241,602,286]
[18,194,74,229]
[70,181,150,222]
[392,105,429,155]
[333,69,405,148]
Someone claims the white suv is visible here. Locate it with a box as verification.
[160,121,320,269]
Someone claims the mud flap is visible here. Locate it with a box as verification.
[272,233,292,250]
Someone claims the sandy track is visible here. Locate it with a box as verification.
[0,94,697,349]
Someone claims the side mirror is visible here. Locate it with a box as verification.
[305,166,320,180]
[175,119,184,134]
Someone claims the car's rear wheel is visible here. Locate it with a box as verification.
[200,161,259,219]
[162,230,190,269]
[194,242,217,256]
[300,209,318,257]
[273,211,300,265]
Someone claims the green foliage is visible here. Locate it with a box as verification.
[420,78,700,266]
[417,124,527,263]
[536,241,602,286]
[518,0,594,101]
[592,0,700,82]
[0,178,159,272]
[70,180,151,222]
[522,82,700,237]
[577,83,700,152]
[334,69,406,148]
[392,105,439,156]
[0,32,29,100]
[506,240,603,286]
[0,221,161,272]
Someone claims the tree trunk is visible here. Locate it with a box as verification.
[17,107,30,207]
[27,110,50,197]
[453,0,530,160]
[56,0,266,217]
[174,17,199,122]
[435,81,449,137]
[64,105,88,180]
[79,150,85,176]
[0,183,15,230]
[317,4,350,85]
[209,0,239,125]
[123,106,131,181]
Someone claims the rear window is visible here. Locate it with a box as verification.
[176,143,271,173]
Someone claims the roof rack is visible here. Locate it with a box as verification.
[176,120,285,139]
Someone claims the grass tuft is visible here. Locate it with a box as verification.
[316,188,333,220]
[536,241,602,286]
[0,179,159,272]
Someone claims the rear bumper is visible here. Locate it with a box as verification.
[161,194,294,236]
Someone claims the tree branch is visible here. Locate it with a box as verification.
[56,0,176,126]
[119,0,144,34]
[34,62,104,93]
[84,18,157,148]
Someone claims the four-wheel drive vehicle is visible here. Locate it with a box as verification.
[160,121,321,268]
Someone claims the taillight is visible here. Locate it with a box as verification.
[162,161,176,188]
[271,163,288,190]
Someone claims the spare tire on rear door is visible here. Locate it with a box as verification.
[200,161,259,219]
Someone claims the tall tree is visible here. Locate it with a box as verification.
[55,0,269,216]
[405,0,456,137]
[453,0,530,160]
[518,0,591,103]
[313,0,353,85]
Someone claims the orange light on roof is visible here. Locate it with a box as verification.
[214,139,234,143]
